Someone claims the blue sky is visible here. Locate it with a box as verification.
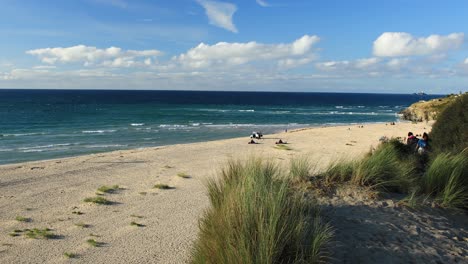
[1,0,467,93]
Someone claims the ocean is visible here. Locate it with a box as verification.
[0,89,440,165]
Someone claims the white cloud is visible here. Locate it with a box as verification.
[197,0,238,33]
[386,58,410,70]
[32,65,57,70]
[373,32,464,57]
[256,0,269,7]
[174,35,319,69]
[354,57,380,69]
[26,45,162,67]
[464,58,468,64]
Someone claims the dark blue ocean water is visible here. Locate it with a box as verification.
[0,89,440,165]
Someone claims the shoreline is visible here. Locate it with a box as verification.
[0,120,409,167]
[1,122,442,263]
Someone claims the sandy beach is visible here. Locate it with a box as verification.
[1,122,467,263]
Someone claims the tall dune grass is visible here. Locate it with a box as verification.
[351,140,417,192]
[192,158,332,264]
[423,151,468,208]
[289,156,316,181]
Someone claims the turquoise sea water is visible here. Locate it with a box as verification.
[0,90,440,165]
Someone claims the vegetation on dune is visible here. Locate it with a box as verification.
[15,216,31,222]
[25,228,57,239]
[177,172,190,178]
[86,239,103,247]
[289,156,316,181]
[191,158,332,264]
[430,93,468,154]
[75,222,90,228]
[97,185,120,194]
[423,152,468,208]
[130,221,145,227]
[64,252,77,259]
[313,94,468,209]
[153,183,172,189]
[274,144,293,151]
[83,196,112,205]
[351,139,418,193]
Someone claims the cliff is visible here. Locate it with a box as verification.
[399,94,465,122]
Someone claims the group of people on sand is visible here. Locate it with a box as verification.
[249,138,287,144]
[248,131,287,145]
[406,131,429,154]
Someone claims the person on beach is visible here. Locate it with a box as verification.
[406,132,419,148]
[275,139,286,144]
[248,139,257,144]
[416,132,429,154]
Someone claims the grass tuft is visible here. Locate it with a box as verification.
[177,172,190,178]
[351,140,417,192]
[64,252,77,259]
[86,239,103,247]
[191,158,332,263]
[423,152,468,208]
[153,183,172,189]
[75,222,90,228]
[15,216,31,222]
[130,214,144,218]
[289,156,315,181]
[321,159,356,186]
[130,221,145,227]
[97,185,120,194]
[84,196,112,205]
[25,228,57,239]
[274,144,292,151]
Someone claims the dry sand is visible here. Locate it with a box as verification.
[0,122,466,263]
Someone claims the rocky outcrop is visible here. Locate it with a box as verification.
[399,94,465,122]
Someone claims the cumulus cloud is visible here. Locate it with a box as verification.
[26,45,162,67]
[256,0,269,7]
[464,58,468,64]
[315,57,380,72]
[314,57,426,78]
[197,0,238,33]
[174,34,319,69]
[373,32,464,57]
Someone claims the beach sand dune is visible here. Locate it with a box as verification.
[1,122,466,263]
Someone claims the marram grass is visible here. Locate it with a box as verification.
[191,158,332,264]
[424,151,468,208]
[351,140,417,192]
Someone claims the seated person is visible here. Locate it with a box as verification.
[417,133,429,154]
[275,139,286,144]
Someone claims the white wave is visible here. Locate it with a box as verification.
[238,109,255,112]
[356,106,365,108]
[85,144,127,148]
[159,124,188,128]
[131,123,145,126]
[2,132,46,137]
[306,111,395,116]
[335,106,344,109]
[191,123,200,126]
[18,143,72,150]
[0,148,14,152]
[82,130,116,134]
